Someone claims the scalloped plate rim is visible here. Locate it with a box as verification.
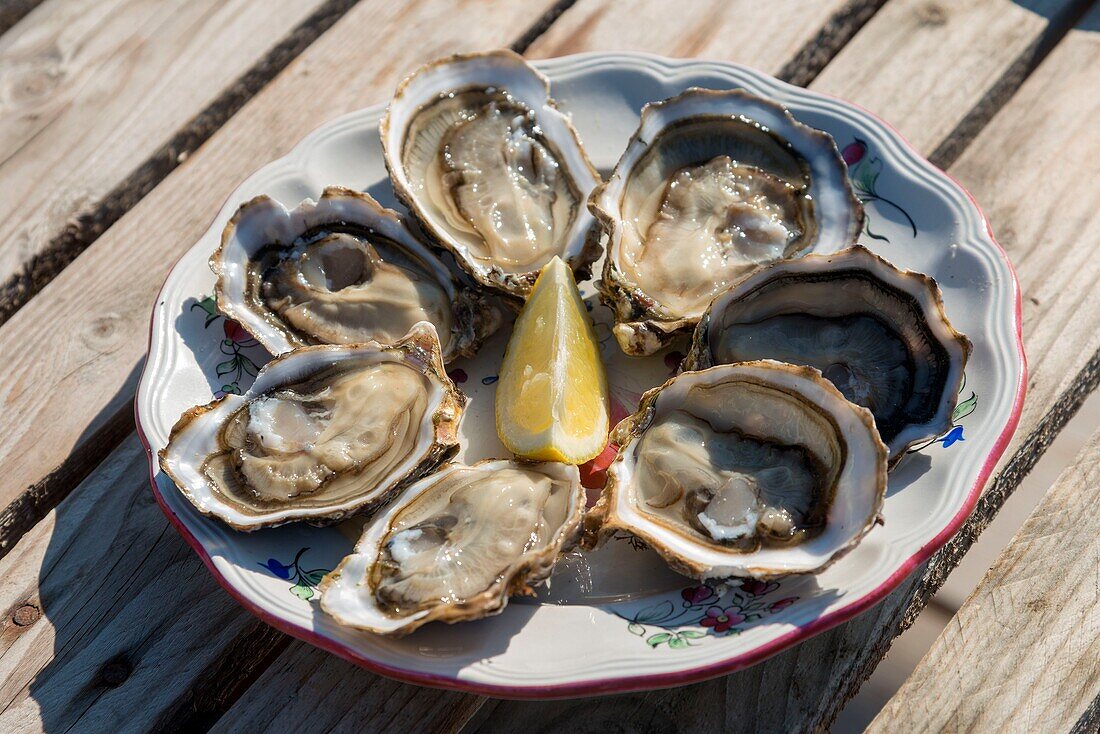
[135,51,1026,698]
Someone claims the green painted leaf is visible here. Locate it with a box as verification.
[627,623,646,636]
[953,392,978,421]
[635,600,674,624]
[668,636,690,649]
[241,358,259,377]
[303,570,328,586]
[191,296,218,317]
[290,584,314,600]
[867,157,883,188]
[679,630,706,639]
[216,358,237,377]
[646,633,672,648]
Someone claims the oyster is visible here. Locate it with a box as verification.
[381,50,601,302]
[212,186,499,360]
[158,323,464,530]
[685,246,971,461]
[586,362,887,579]
[591,88,864,355]
[320,459,584,635]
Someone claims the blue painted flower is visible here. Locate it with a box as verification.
[259,558,292,579]
[940,425,965,447]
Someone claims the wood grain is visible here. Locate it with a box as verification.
[214,1,1096,731]
[0,437,284,732]
[869,427,1100,732]
[0,0,567,556]
[0,0,572,729]
[0,0,348,321]
[810,0,1087,160]
[526,0,886,84]
[464,2,1100,731]
[207,643,486,734]
[0,0,44,37]
[0,1,869,729]
[1,1,1096,732]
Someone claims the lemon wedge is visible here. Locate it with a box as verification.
[495,256,609,464]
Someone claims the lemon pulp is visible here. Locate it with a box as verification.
[495,256,609,463]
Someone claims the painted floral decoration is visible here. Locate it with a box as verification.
[909,372,978,453]
[259,547,331,601]
[191,296,264,396]
[617,580,800,649]
[843,138,917,243]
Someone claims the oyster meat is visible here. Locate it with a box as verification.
[587,362,887,579]
[591,88,863,355]
[212,186,499,360]
[158,324,464,530]
[381,50,601,301]
[685,246,971,461]
[320,459,584,635]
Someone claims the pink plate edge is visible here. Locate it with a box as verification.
[134,55,1028,699]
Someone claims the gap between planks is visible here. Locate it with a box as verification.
[0,0,1095,730]
[0,0,884,560]
[0,0,358,555]
[870,423,1100,732]
[0,0,45,37]
[178,0,1100,729]
[0,0,362,327]
[0,0,880,730]
[0,1,578,731]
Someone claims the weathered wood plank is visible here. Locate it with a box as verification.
[0,0,575,730]
[526,0,887,85]
[213,1,1095,730]
[0,0,569,556]
[0,0,351,323]
[0,1,867,728]
[465,2,1100,731]
[2,1,1095,731]
[207,643,486,734]
[809,0,1085,162]
[0,0,44,38]
[869,428,1100,731]
[0,437,285,732]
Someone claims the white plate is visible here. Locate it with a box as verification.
[136,53,1026,697]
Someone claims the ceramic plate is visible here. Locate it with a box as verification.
[136,53,1026,697]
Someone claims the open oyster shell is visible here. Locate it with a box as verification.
[586,362,888,580]
[319,459,584,635]
[591,88,864,355]
[685,246,971,462]
[212,186,500,361]
[381,50,602,303]
[158,323,464,531]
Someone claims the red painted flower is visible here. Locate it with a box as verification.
[740,579,780,597]
[700,606,746,634]
[769,597,798,613]
[841,140,866,166]
[681,585,715,605]
[223,319,252,344]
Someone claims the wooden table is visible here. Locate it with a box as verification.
[1,0,1098,731]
